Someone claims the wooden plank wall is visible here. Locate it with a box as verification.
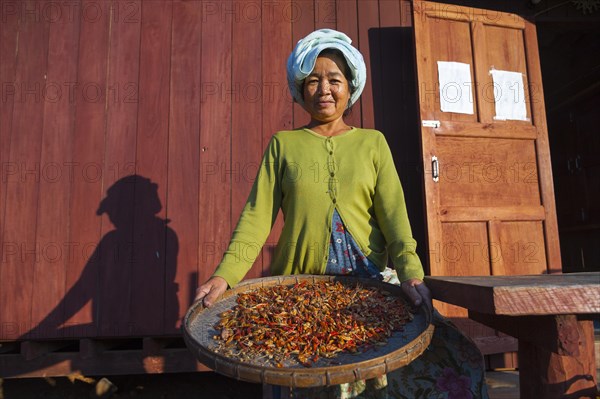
[0,0,419,342]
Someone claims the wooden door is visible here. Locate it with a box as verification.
[412,1,561,348]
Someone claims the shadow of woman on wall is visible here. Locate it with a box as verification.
[14,175,181,375]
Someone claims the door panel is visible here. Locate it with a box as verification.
[438,222,491,277]
[425,18,477,123]
[497,221,548,275]
[437,222,489,316]
[436,136,540,207]
[413,1,561,354]
[484,25,533,122]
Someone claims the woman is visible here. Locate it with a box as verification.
[195,29,488,398]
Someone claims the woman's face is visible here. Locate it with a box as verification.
[302,54,351,123]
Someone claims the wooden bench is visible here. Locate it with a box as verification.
[424,272,600,399]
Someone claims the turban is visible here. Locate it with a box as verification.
[286,29,367,107]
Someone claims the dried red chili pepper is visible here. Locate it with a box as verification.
[213,281,413,367]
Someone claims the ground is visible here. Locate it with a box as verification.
[1,371,522,399]
[0,372,263,399]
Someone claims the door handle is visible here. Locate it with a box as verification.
[432,156,439,182]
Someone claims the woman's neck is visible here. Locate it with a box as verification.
[305,118,351,137]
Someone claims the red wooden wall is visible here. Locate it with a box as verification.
[0,0,417,343]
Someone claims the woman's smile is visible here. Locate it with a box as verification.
[315,98,335,107]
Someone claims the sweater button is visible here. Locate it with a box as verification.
[332,198,337,204]
[330,172,335,177]
[329,151,333,155]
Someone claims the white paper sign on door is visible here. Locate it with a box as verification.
[437,61,474,115]
[490,69,528,121]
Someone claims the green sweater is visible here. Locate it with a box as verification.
[213,127,424,287]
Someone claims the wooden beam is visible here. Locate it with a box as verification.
[425,273,600,315]
[433,121,537,139]
[21,341,77,361]
[1,343,206,378]
[469,311,591,356]
[517,319,597,398]
[472,335,518,355]
[439,206,545,222]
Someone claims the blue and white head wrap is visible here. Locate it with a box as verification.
[286,29,367,107]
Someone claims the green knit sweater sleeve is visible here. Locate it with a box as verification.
[373,133,425,282]
[212,136,282,288]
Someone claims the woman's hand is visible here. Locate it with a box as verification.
[194,276,228,308]
[401,278,432,310]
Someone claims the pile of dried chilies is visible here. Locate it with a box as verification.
[213,280,414,368]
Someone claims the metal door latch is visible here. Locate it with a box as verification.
[422,120,440,128]
[432,156,439,182]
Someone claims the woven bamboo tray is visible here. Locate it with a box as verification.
[183,275,434,388]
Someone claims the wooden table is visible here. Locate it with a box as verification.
[424,272,600,399]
